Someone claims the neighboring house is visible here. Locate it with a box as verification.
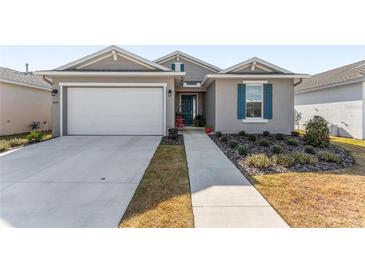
[0,67,52,136]
[35,45,307,137]
[295,60,365,139]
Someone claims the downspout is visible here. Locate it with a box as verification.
[294,78,303,87]
[43,75,53,86]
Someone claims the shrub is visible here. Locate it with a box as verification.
[245,154,272,168]
[8,138,26,147]
[292,152,318,165]
[238,145,248,156]
[304,145,315,154]
[192,115,207,127]
[229,140,239,149]
[220,136,228,143]
[238,130,246,136]
[291,131,300,137]
[272,154,296,167]
[272,145,283,154]
[263,131,270,137]
[318,151,341,163]
[275,133,285,140]
[27,131,44,143]
[216,131,222,138]
[0,140,10,152]
[168,128,178,140]
[287,138,299,146]
[304,115,330,147]
[248,134,257,142]
[258,138,270,147]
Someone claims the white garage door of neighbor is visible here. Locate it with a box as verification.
[67,87,164,135]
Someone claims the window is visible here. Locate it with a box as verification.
[246,84,263,118]
[172,62,184,72]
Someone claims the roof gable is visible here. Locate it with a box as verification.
[220,57,293,74]
[155,51,221,73]
[55,45,170,71]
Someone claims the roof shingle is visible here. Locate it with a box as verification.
[0,67,51,90]
[295,60,365,92]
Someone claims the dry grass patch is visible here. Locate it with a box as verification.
[253,140,365,227]
[119,145,194,228]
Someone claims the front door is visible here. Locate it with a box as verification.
[181,95,194,125]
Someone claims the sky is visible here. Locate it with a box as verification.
[0,45,364,75]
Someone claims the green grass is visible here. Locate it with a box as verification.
[119,145,194,228]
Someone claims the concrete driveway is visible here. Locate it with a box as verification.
[0,136,160,228]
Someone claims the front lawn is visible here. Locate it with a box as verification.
[0,131,52,153]
[119,144,194,228]
[254,138,365,227]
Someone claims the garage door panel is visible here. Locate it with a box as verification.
[67,87,164,135]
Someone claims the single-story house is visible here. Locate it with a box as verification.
[0,66,52,136]
[35,46,307,137]
[295,60,365,139]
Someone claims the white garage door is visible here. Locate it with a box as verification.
[67,87,164,135]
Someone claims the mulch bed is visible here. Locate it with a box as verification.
[160,134,184,145]
[209,133,354,176]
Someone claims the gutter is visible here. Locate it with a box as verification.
[201,73,310,86]
[294,78,303,87]
[34,71,186,77]
[42,75,53,86]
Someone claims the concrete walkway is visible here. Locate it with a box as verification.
[183,130,288,228]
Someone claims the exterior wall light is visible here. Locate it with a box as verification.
[168,89,172,97]
[51,89,58,96]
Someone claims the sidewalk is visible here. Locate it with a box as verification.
[183,130,288,228]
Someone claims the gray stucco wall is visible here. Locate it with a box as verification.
[159,56,216,82]
[204,83,216,129]
[214,78,295,134]
[295,82,363,139]
[50,76,175,137]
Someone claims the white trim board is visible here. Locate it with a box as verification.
[220,57,293,74]
[201,73,310,86]
[58,82,168,87]
[55,45,170,71]
[76,52,157,70]
[34,71,185,77]
[154,50,221,72]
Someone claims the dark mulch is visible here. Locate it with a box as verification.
[210,133,354,176]
[161,134,184,145]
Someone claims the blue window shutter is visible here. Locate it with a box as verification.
[263,84,273,119]
[171,63,176,71]
[237,84,246,119]
[180,63,185,72]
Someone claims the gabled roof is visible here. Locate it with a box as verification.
[0,67,51,91]
[154,50,221,72]
[55,45,171,71]
[219,57,293,74]
[295,60,365,92]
